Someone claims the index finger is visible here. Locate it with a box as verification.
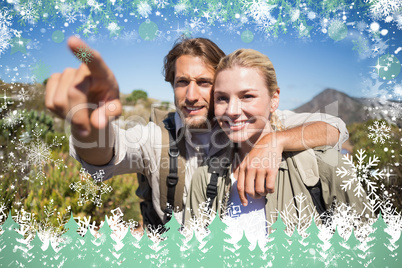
[67,36,110,78]
[235,164,248,207]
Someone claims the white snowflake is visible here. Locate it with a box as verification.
[277,193,320,237]
[393,84,402,97]
[369,0,402,20]
[361,77,385,98]
[14,125,65,183]
[241,0,277,23]
[185,17,205,33]
[69,168,113,207]
[174,2,187,14]
[19,1,40,25]
[17,88,29,102]
[307,11,316,20]
[119,30,139,41]
[394,11,402,29]
[107,22,120,35]
[368,121,391,144]
[2,110,24,128]
[137,2,152,17]
[0,9,13,55]
[64,10,77,24]
[337,149,385,198]
[153,0,169,9]
[290,9,300,22]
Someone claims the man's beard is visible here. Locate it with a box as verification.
[176,102,213,129]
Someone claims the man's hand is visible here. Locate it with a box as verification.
[234,133,283,206]
[45,36,122,165]
[235,121,340,206]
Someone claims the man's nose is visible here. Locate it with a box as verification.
[185,81,200,103]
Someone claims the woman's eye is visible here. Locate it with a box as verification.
[244,94,254,99]
[216,96,228,102]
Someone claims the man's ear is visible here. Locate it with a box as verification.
[270,88,280,113]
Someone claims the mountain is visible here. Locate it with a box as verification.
[293,88,401,125]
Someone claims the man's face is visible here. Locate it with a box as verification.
[174,55,215,129]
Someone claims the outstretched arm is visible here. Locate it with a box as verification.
[45,37,121,166]
[235,119,344,206]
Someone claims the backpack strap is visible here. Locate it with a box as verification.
[205,147,232,209]
[158,112,186,221]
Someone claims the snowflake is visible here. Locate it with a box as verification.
[337,149,385,198]
[307,11,316,20]
[107,22,121,36]
[74,45,94,64]
[393,84,402,97]
[369,0,402,20]
[277,193,320,237]
[368,121,391,144]
[370,38,388,58]
[290,9,300,22]
[394,11,402,29]
[14,125,64,183]
[19,1,40,25]
[0,202,7,223]
[154,0,169,9]
[69,168,113,207]
[119,30,139,41]
[65,10,77,24]
[137,2,152,17]
[174,2,187,14]
[0,9,13,55]
[185,18,205,33]
[2,110,24,128]
[241,0,277,23]
[361,77,385,98]
[17,88,29,102]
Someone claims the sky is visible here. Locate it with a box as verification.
[1,0,401,110]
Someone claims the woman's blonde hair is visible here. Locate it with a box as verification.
[215,49,283,130]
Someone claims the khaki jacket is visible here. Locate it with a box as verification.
[187,147,366,227]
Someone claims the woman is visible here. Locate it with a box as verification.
[186,49,365,245]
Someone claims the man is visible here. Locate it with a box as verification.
[45,37,348,227]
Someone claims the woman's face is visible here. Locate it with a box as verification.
[214,66,279,145]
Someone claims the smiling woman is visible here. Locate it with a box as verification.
[187,49,367,246]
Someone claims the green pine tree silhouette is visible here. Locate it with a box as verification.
[392,228,402,266]
[235,230,252,267]
[345,229,363,267]
[118,228,140,266]
[59,213,84,267]
[327,227,348,267]
[365,213,395,267]
[43,240,64,267]
[0,211,28,267]
[201,215,235,267]
[287,225,305,267]
[160,213,186,266]
[267,212,290,266]
[26,232,45,267]
[136,229,157,266]
[96,216,118,265]
[184,231,204,265]
[250,241,267,267]
[80,226,98,267]
[303,215,325,267]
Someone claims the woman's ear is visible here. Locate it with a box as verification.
[270,88,280,113]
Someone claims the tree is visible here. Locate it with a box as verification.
[127,89,148,104]
[184,231,204,265]
[303,216,325,266]
[160,213,186,266]
[118,228,140,266]
[267,213,290,266]
[95,216,118,265]
[287,225,305,267]
[365,213,395,267]
[0,211,28,267]
[58,213,84,267]
[234,230,252,267]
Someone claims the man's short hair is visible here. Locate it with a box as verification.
[163,37,226,87]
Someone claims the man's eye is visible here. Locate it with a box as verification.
[176,80,188,86]
[198,81,212,86]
